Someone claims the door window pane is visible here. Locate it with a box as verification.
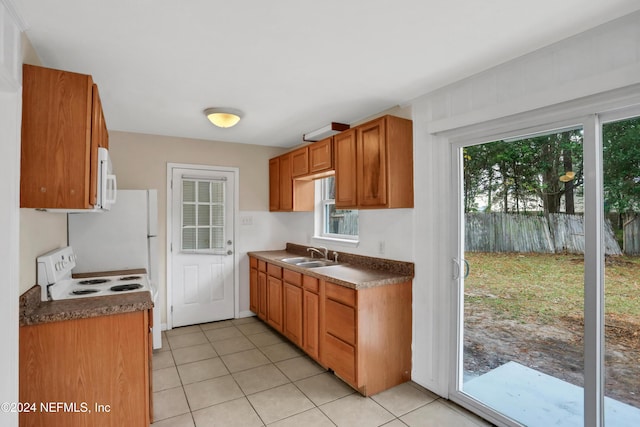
[181,178,226,252]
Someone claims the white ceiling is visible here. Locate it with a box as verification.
[12,0,640,148]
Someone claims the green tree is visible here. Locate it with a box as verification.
[463,129,583,215]
[603,118,640,215]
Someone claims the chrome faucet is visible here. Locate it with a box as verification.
[307,246,328,259]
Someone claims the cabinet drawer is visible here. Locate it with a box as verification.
[324,333,356,384]
[250,257,257,269]
[326,282,356,307]
[283,269,302,286]
[303,275,319,293]
[326,299,356,345]
[267,264,282,278]
[258,260,267,272]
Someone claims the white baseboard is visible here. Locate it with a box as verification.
[237,310,256,319]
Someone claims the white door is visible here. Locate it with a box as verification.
[170,166,235,327]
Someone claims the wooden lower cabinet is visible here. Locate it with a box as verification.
[19,310,151,427]
[302,275,320,360]
[257,260,267,320]
[248,259,412,396]
[266,264,284,332]
[283,270,303,346]
[249,258,258,313]
[320,280,412,396]
[283,283,303,346]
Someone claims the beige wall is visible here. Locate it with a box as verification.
[19,211,68,293]
[110,131,284,210]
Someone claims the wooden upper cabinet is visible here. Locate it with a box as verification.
[268,114,412,211]
[334,129,358,208]
[269,152,314,212]
[269,157,280,211]
[357,118,388,207]
[279,153,293,211]
[20,64,109,209]
[91,84,109,149]
[291,147,309,178]
[309,137,333,173]
[337,115,413,209]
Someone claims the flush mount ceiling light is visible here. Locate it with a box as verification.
[204,108,243,128]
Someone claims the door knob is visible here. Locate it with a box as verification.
[227,250,233,255]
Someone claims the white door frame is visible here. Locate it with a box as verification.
[166,163,239,330]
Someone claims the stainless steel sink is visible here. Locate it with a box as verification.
[295,260,337,268]
[281,257,315,264]
[280,257,339,268]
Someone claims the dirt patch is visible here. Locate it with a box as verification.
[464,306,640,407]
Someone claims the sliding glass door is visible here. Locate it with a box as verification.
[452,109,640,427]
[602,114,640,426]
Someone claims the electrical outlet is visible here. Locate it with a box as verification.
[378,240,385,255]
[240,215,253,226]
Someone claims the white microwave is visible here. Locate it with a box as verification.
[95,147,117,211]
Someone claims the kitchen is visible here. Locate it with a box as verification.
[3,1,640,427]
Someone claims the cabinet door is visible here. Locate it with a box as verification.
[357,117,387,207]
[291,147,309,178]
[258,271,268,320]
[88,85,104,207]
[269,158,280,211]
[91,84,109,149]
[279,154,293,211]
[20,311,149,426]
[267,275,284,332]
[309,137,333,173]
[303,289,320,360]
[283,283,303,346]
[334,129,358,208]
[20,65,94,209]
[250,266,258,314]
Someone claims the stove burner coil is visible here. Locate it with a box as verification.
[110,283,142,292]
[71,289,100,295]
[119,276,142,281]
[78,279,110,285]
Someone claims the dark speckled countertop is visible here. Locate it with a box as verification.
[20,269,153,326]
[248,243,414,290]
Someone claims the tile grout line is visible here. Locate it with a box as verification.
[157,319,482,427]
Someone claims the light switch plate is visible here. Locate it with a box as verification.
[240,215,253,226]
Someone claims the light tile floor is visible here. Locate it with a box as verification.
[151,317,493,427]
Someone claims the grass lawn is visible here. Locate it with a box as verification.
[464,252,640,325]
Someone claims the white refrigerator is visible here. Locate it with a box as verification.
[68,189,161,349]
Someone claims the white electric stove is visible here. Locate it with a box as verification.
[37,246,153,302]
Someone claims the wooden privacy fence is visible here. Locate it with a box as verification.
[624,215,640,255]
[465,213,623,255]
